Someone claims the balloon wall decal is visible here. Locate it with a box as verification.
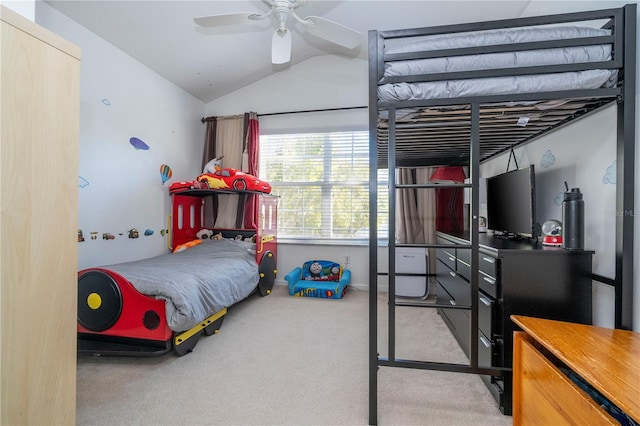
[603,161,616,184]
[129,137,150,150]
[160,164,173,185]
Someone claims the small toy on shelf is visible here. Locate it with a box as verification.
[196,168,271,193]
[168,180,204,194]
[203,156,224,174]
[196,229,214,240]
[542,220,563,247]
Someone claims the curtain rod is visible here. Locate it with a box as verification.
[201,106,367,122]
[201,114,244,123]
[258,105,367,117]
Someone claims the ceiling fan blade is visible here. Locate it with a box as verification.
[304,16,362,49]
[272,29,292,64]
[193,13,257,27]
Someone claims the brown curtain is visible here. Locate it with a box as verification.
[396,167,437,284]
[243,112,259,229]
[202,118,218,227]
[202,117,218,171]
[201,112,260,230]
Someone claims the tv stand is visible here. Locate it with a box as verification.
[435,231,593,415]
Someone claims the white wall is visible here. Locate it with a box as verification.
[205,55,368,117]
[480,105,620,327]
[36,3,206,269]
[207,55,373,289]
[1,0,35,20]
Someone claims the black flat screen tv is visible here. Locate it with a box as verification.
[486,165,536,239]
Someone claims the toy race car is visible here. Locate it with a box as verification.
[168,180,205,193]
[196,168,272,193]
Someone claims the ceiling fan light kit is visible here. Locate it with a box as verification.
[194,0,362,64]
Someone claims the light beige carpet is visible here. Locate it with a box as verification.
[76,285,512,425]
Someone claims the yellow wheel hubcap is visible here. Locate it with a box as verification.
[87,292,102,310]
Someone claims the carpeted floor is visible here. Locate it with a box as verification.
[76,285,512,425]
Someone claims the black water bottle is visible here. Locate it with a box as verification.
[562,186,584,250]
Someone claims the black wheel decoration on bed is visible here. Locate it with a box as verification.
[77,271,123,332]
[203,316,224,336]
[173,331,202,356]
[143,310,161,330]
[258,250,276,296]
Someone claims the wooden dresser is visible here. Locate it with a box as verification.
[511,315,640,425]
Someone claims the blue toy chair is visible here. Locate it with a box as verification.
[285,260,351,299]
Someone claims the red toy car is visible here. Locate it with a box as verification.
[196,168,272,193]
[168,180,204,193]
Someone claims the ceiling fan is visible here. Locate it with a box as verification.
[193,0,362,65]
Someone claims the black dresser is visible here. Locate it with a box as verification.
[435,231,593,415]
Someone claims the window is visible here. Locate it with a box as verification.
[260,131,388,242]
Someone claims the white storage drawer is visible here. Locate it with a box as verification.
[395,247,428,298]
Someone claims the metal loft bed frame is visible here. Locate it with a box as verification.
[368,4,636,424]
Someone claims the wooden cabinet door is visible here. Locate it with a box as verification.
[1,6,80,425]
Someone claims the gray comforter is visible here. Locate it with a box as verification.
[104,239,259,332]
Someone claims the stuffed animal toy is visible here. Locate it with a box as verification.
[212,232,223,240]
[196,229,213,240]
[173,239,202,253]
[203,156,224,174]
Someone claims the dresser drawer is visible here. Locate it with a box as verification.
[478,328,494,367]
[456,246,471,265]
[457,258,471,281]
[479,270,498,299]
[436,235,454,246]
[436,281,453,306]
[436,281,470,357]
[451,244,469,281]
[438,269,470,306]
[436,283,454,334]
[513,332,617,425]
[479,253,497,278]
[478,291,494,338]
[436,248,456,271]
[446,308,470,357]
[481,375,504,411]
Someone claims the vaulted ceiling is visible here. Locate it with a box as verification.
[42,1,623,103]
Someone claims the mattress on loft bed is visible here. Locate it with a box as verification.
[103,238,259,332]
[378,26,616,103]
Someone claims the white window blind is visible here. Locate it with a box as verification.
[259,131,388,241]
